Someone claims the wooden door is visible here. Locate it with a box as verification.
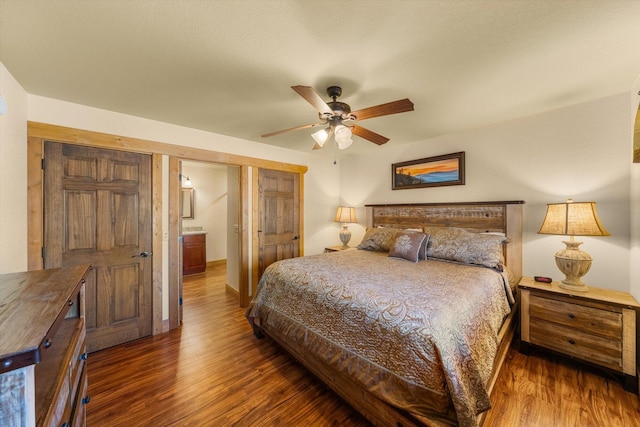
[258,169,300,278]
[44,142,152,353]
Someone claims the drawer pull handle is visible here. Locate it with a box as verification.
[568,339,576,345]
[44,339,52,348]
[568,313,576,319]
[82,396,91,405]
[79,352,88,361]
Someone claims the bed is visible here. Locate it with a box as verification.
[246,201,524,426]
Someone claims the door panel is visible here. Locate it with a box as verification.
[258,169,300,278]
[44,142,152,353]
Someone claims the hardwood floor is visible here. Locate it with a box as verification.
[87,265,640,426]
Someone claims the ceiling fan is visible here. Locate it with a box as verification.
[261,85,414,150]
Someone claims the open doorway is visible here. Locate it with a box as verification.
[180,160,241,305]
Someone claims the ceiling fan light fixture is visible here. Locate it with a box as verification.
[334,125,353,149]
[311,128,329,147]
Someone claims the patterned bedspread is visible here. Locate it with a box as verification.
[246,249,514,426]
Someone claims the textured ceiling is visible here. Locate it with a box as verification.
[1,0,640,155]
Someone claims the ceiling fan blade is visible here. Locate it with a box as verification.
[351,125,390,145]
[261,122,324,138]
[350,98,414,121]
[291,85,334,115]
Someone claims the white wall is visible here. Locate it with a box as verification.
[341,93,633,293]
[181,161,228,263]
[0,62,28,273]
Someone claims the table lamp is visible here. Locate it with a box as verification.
[334,206,357,248]
[538,199,610,292]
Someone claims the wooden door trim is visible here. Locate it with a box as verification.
[168,157,181,330]
[28,121,308,173]
[27,122,307,332]
[241,165,252,307]
[27,137,44,271]
[151,154,164,335]
[251,168,260,300]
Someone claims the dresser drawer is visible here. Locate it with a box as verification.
[530,318,623,371]
[70,365,88,426]
[68,322,86,410]
[529,294,622,339]
[39,374,71,427]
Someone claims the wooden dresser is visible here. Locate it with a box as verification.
[519,276,639,393]
[183,233,207,275]
[0,264,91,426]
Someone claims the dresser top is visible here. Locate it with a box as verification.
[0,264,90,366]
[519,276,640,308]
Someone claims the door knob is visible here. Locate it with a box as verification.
[292,236,299,240]
[132,251,151,258]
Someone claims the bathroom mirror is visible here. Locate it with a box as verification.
[181,188,194,219]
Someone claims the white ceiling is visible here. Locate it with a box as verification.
[2,1,640,155]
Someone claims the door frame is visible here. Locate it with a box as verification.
[27,121,307,334]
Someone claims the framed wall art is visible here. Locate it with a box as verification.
[392,151,465,190]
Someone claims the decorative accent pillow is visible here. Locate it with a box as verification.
[377,226,430,259]
[357,227,405,252]
[388,232,428,263]
[423,226,506,269]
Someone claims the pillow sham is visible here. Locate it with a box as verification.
[423,226,506,269]
[357,227,405,252]
[388,232,428,263]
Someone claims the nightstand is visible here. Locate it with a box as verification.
[324,245,353,253]
[519,276,640,393]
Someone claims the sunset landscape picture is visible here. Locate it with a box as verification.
[392,152,465,189]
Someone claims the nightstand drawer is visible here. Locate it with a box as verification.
[530,318,622,371]
[529,294,622,340]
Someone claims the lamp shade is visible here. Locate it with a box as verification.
[334,206,357,223]
[311,128,329,147]
[538,200,610,237]
[334,125,353,150]
[538,199,610,292]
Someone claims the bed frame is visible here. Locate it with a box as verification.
[255,201,524,426]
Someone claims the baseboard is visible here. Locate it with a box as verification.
[206,259,227,268]
[226,283,239,299]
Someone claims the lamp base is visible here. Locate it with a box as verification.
[339,224,351,248]
[555,239,592,293]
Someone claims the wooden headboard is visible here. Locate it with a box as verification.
[365,201,525,282]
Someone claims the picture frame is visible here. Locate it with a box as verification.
[392,151,465,190]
